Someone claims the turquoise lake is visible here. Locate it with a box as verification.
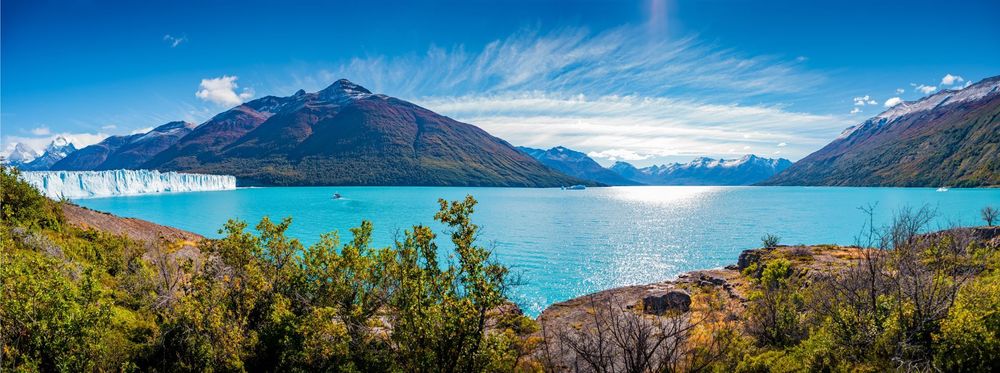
[75,186,1000,315]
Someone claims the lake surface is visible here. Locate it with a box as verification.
[75,186,1000,315]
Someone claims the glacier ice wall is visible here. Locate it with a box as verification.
[19,169,236,199]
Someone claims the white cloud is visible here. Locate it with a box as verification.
[915,84,936,95]
[101,124,118,130]
[417,92,847,162]
[895,88,905,94]
[940,73,964,86]
[884,97,903,107]
[196,76,254,106]
[850,107,861,114]
[130,127,154,134]
[853,95,877,106]
[30,127,51,136]
[163,34,186,48]
[587,149,653,161]
[742,145,751,150]
[777,142,787,147]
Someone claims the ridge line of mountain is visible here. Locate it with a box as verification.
[760,75,1000,187]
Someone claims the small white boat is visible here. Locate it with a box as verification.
[936,187,949,192]
[562,185,586,190]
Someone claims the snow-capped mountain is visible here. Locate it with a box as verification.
[517,146,638,186]
[3,143,41,166]
[612,154,792,185]
[53,121,196,170]
[763,75,1000,187]
[16,136,78,171]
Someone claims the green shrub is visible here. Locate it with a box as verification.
[934,269,1000,371]
[745,259,807,347]
[0,166,62,229]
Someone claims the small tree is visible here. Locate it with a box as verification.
[761,233,781,248]
[982,206,998,227]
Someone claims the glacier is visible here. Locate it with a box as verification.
[19,169,236,199]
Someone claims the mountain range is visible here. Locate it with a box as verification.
[517,146,639,185]
[762,76,1000,187]
[612,155,793,185]
[53,121,196,170]
[8,75,997,188]
[135,80,589,187]
[5,137,78,171]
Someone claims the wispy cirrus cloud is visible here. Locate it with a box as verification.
[163,34,186,48]
[275,25,838,164]
[290,25,823,99]
[416,92,848,163]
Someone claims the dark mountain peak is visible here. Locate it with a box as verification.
[319,79,372,99]
[547,146,588,160]
[152,121,195,132]
[294,89,306,96]
[145,82,587,187]
[688,157,715,166]
[46,136,73,152]
[515,145,634,186]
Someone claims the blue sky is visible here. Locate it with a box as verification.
[2,0,998,166]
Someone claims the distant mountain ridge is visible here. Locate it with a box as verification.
[762,75,1000,187]
[8,137,78,171]
[53,121,196,170]
[4,143,41,167]
[517,146,638,185]
[140,79,590,187]
[612,155,792,185]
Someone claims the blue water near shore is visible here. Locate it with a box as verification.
[75,186,1000,315]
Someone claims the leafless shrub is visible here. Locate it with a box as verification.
[982,206,998,226]
[146,241,195,310]
[788,246,811,257]
[541,292,735,373]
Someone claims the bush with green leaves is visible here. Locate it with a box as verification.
[745,258,806,347]
[2,166,533,372]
